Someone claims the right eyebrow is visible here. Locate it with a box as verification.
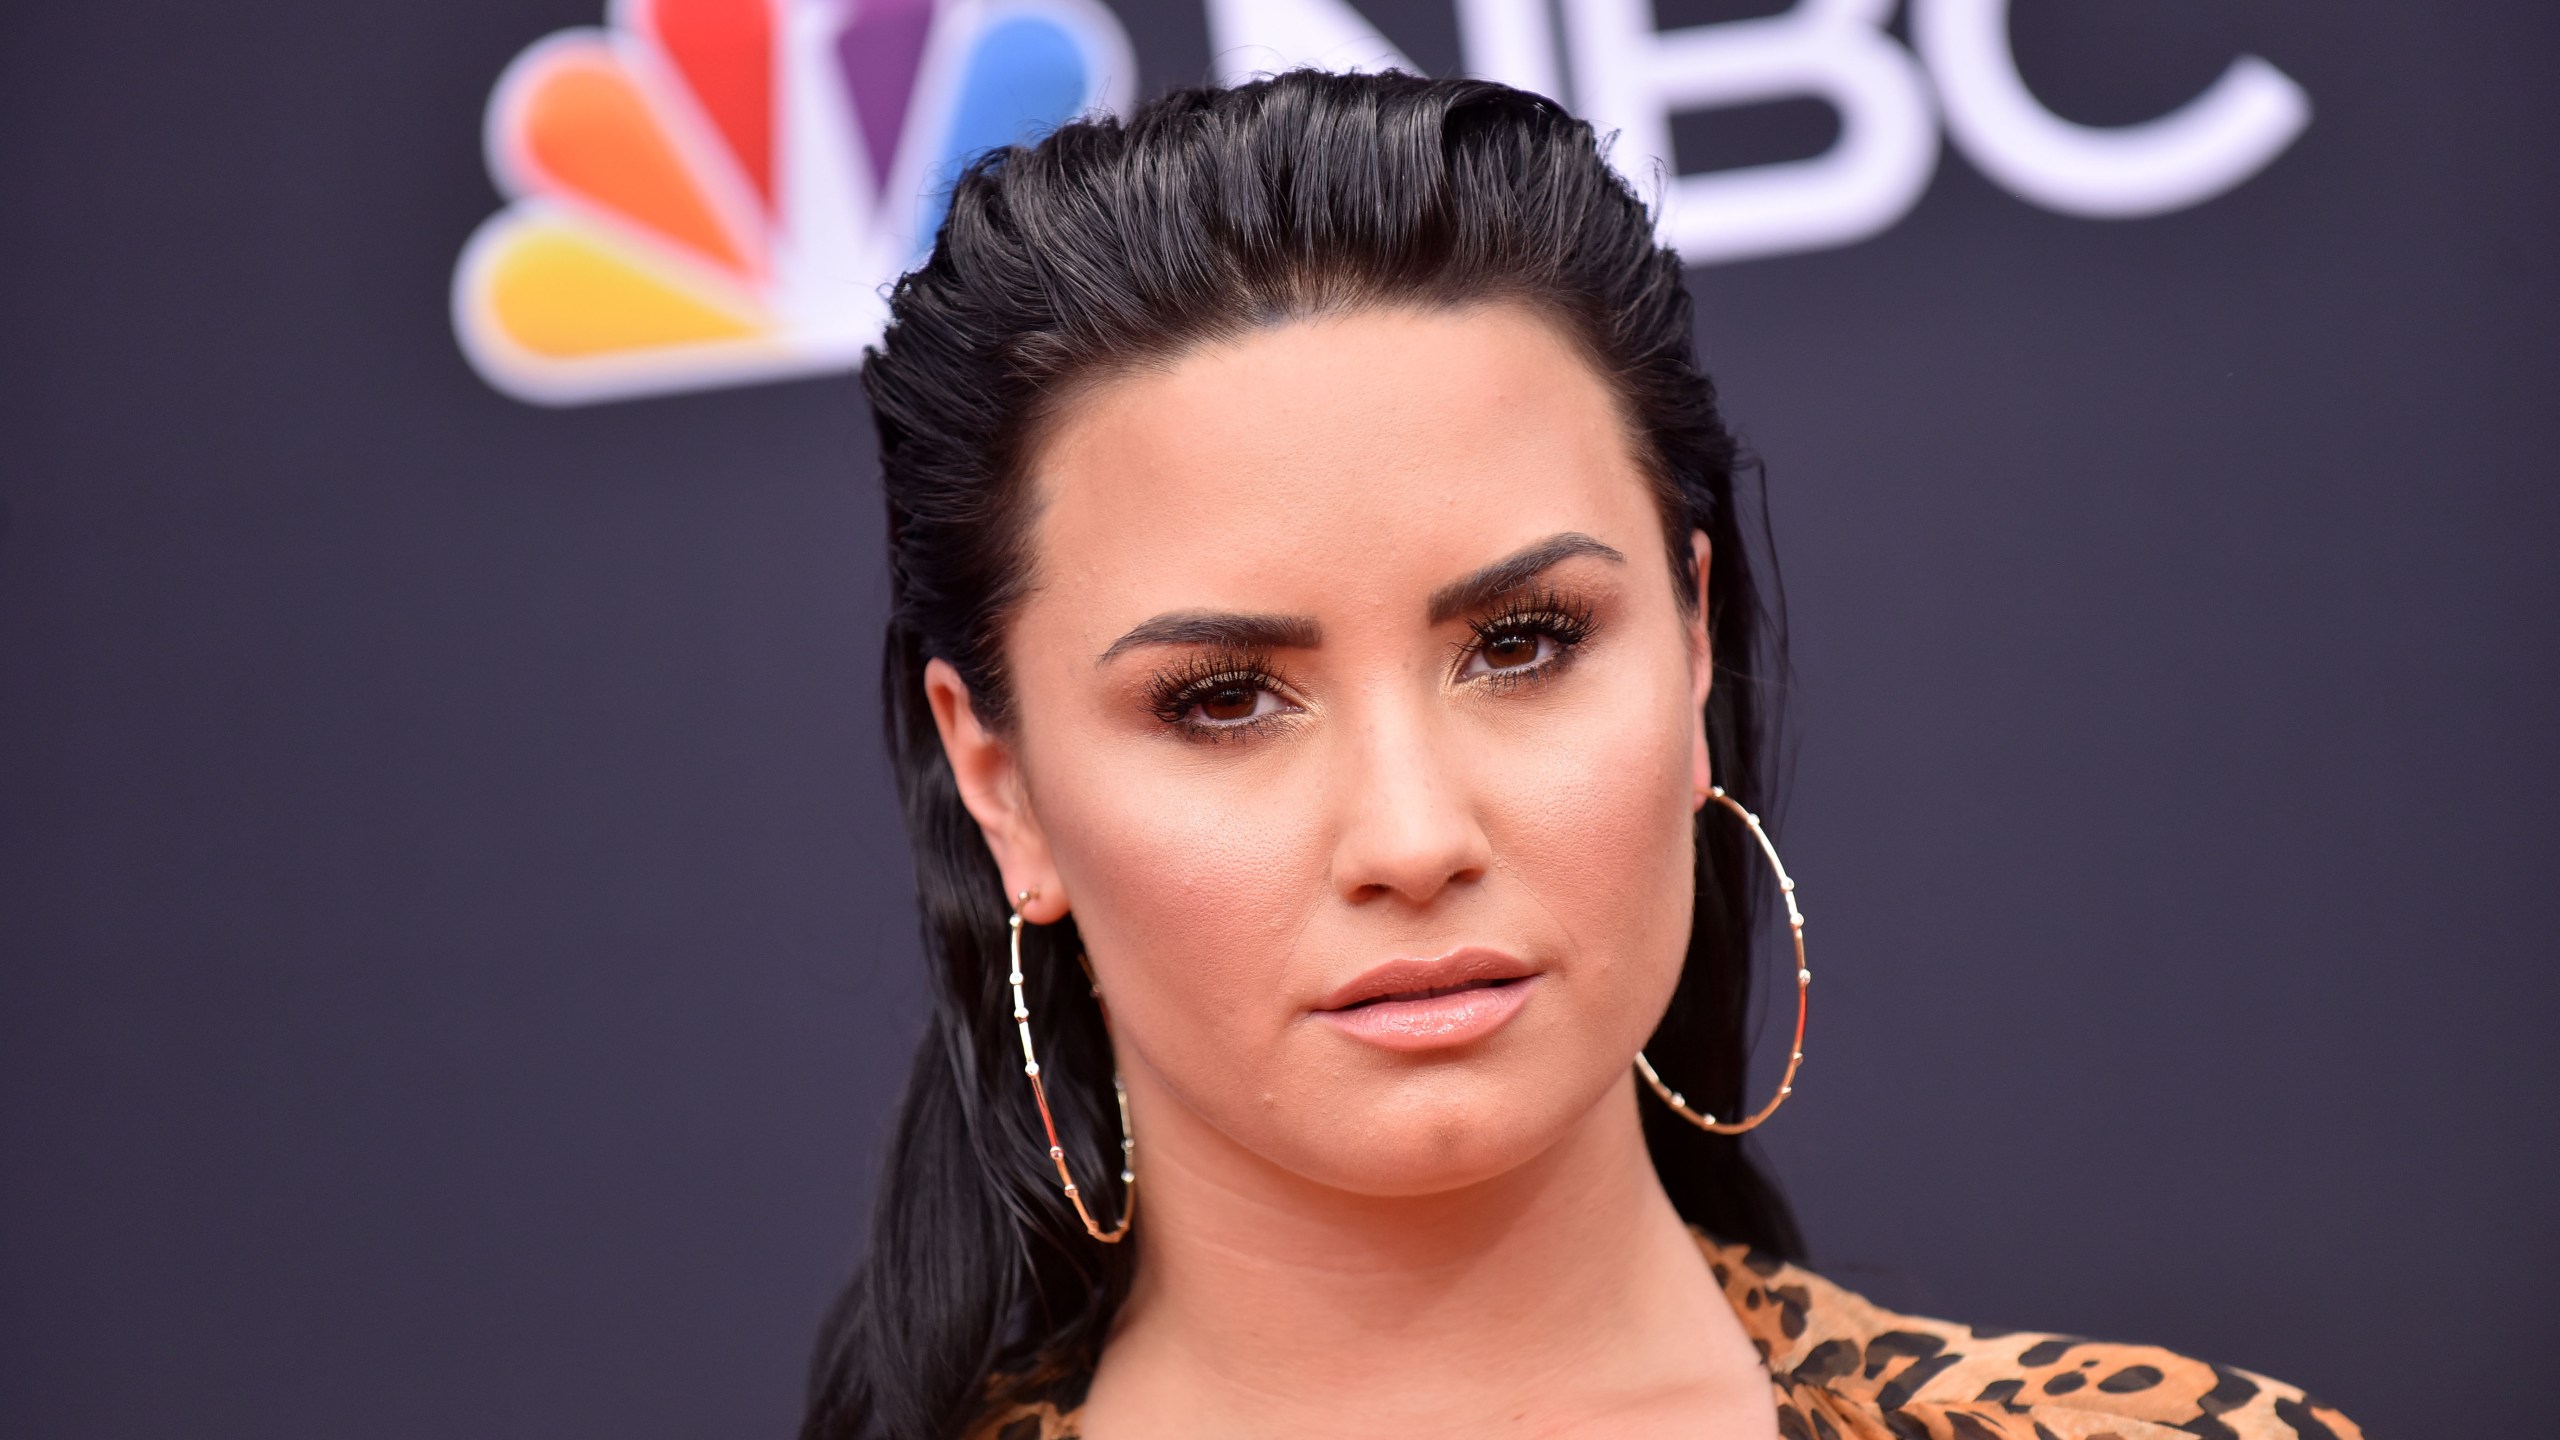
[1097,611,1323,666]
[1426,531,1626,625]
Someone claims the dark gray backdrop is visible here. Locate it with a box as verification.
[3,1,2552,1435]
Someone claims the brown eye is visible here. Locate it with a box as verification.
[1151,657,1299,738]
[1197,684,1261,722]
[1481,631,1544,670]
[1461,594,1595,687]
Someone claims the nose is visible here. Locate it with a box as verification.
[1327,689,1493,908]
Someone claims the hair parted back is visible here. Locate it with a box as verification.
[803,68,1801,1440]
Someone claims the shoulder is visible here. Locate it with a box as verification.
[1698,1236,2365,1440]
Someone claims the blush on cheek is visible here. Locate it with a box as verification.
[1482,673,1697,1029]
[1032,758,1328,1092]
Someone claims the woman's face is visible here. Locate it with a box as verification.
[929,304,1713,1198]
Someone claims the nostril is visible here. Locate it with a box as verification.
[1327,783,1497,904]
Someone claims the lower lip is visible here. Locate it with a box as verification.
[1315,976,1537,1052]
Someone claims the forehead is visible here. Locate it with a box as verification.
[1023,305,1659,616]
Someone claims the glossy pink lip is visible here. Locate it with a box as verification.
[1313,948,1540,1052]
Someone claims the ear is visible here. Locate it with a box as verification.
[1685,530,1715,810]
[923,657,1069,924]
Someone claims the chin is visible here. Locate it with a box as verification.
[1266,1066,1612,1199]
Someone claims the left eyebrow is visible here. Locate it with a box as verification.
[1426,532,1626,625]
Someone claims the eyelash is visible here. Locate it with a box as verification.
[1146,649,1295,742]
[1144,590,1600,741]
[1461,588,1598,691]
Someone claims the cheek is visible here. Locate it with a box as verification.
[1026,747,1328,1074]
[1487,667,1698,1017]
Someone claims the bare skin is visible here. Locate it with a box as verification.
[925,305,1779,1439]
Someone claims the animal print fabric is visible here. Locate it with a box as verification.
[1697,1239,2361,1440]
[967,1234,2362,1440]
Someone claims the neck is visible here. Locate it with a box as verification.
[1080,1072,1772,1440]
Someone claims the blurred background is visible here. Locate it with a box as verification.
[3,1,2553,1434]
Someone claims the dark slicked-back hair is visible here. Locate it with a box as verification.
[803,68,1801,1440]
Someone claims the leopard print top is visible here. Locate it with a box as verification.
[966,1234,2363,1440]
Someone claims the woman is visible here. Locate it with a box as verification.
[802,71,2360,1440]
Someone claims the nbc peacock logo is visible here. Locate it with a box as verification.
[454,0,1135,405]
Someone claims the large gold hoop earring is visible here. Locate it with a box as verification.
[1635,786,1809,1136]
[1008,891,1135,1243]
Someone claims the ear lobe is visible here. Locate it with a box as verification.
[922,657,1068,922]
[1687,530,1714,688]
[1688,530,1715,804]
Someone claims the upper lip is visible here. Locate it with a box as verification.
[1315,948,1540,1012]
